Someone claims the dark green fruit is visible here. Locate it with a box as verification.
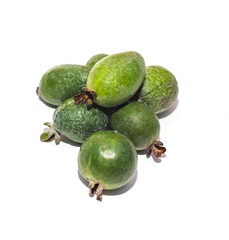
[74,51,145,108]
[139,66,178,114]
[37,64,90,106]
[40,98,108,144]
[78,130,137,201]
[110,102,166,158]
[86,53,108,69]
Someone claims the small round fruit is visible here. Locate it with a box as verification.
[86,53,108,69]
[139,66,178,114]
[78,130,137,201]
[40,98,108,144]
[74,51,145,108]
[110,102,166,158]
[37,64,90,106]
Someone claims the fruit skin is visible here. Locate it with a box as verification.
[86,51,146,108]
[110,102,160,150]
[139,66,178,114]
[78,130,137,190]
[53,98,108,143]
[86,54,108,69]
[38,64,90,106]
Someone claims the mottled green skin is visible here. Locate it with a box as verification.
[86,54,108,69]
[38,65,90,106]
[139,66,178,114]
[78,131,137,189]
[86,51,146,108]
[110,102,160,150]
[53,98,108,143]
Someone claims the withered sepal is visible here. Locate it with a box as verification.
[36,87,39,96]
[73,87,97,110]
[146,140,166,158]
[88,180,103,202]
[40,122,61,145]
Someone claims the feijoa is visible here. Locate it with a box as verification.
[74,51,145,108]
[110,102,166,158]
[139,66,178,114]
[78,130,137,201]
[40,97,108,144]
[86,53,108,69]
[37,64,90,106]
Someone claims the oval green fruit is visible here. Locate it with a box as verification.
[78,130,137,201]
[139,66,178,114]
[110,102,166,158]
[38,64,90,106]
[40,98,108,144]
[86,51,145,108]
[86,53,108,69]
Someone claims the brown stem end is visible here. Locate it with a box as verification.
[146,140,166,159]
[73,87,97,110]
[88,180,103,202]
[36,87,40,96]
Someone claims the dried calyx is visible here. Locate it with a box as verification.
[40,122,61,145]
[36,87,39,96]
[73,87,97,110]
[89,180,103,202]
[146,140,166,158]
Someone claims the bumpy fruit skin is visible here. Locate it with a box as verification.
[53,98,108,143]
[86,54,108,69]
[38,65,90,106]
[78,131,137,190]
[86,51,146,108]
[139,66,178,114]
[110,102,160,150]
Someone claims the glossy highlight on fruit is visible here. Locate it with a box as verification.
[75,51,145,108]
[38,64,90,106]
[139,66,178,114]
[110,102,166,158]
[78,130,137,201]
[86,53,108,69]
[40,98,109,144]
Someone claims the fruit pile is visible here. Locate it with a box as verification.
[37,51,178,201]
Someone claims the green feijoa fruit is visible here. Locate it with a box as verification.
[86,53,108,69]
[78,130,137,201]
[37,64,90,106]
[110,102,166,158]
[74,51,145,108]
[40,98,108,144]
[139,66,178,114]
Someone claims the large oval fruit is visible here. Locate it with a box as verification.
[79,51,145,108]
[78,130,137,201]
[40,98,108,144]
[110,102,166,158]
[86,53,108,69]
[38,64,90,106]
[139,66,178,114]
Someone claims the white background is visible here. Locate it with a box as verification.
[0,0,229,239]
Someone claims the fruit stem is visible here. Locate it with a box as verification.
[36,87,40,96]
[146,140,166,159]
[73,87,97,110]
[88,180,103,201]
[40,122,61,145]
